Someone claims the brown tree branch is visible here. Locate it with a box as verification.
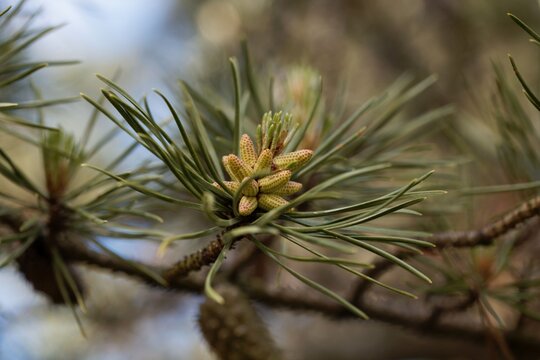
[0,210,231,288]
[55,240,540,353]
[162,233,224,281]
[430,196,540,249]
[351,196,540,303]
[56,241,203,292]
[4,196,540,352]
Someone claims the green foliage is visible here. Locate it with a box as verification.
[0,1,78,120]
[405,12,540,335]
[2,1,540,341]
[0,0,455,316]
[79,43,453,317]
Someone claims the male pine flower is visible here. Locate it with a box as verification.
[216,112,313,216]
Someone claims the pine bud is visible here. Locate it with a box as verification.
[239,134,257,167]
[253,149,273,173]
[213,181,240,193]
[258,194,289,211]
[273,181,302,196]
[239,196,258,216]
[222,155,239,182]
[273,149,313,171]
[258,170,292,194]
[242,179,259,197]
[223,154,252,181]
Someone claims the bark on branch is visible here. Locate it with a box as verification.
[4,196,540,352]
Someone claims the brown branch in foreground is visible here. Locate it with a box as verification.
[59,242,540,353]
[5,196,540,353]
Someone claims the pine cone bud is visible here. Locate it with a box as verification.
[273,181,302,196]
[258,170,292,194]
[258,194,289,211]
[213,181,240,194]
[223,155,240,182]
[198,284,281,360]
[253,149,273,173]
[239,134,257,167]
[242,179,259,197]
[223,155,252,181]
[239,196,258,216]
[273,149,313,171]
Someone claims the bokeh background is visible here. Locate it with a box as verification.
[2,0,540,359]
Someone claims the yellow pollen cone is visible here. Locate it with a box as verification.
[242,179,259,196]
[273,149,313,171]
[239,134,257,167]
[273,181,302,196]
[258,170,292,193]
[258,194,289,211]
[253,149,273,173]
[239,196,258,216]
[225,154,252,180]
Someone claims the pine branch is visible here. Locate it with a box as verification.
[38,223,539,353]
[57,240,202,291]
[48,226,531,344]
[62,242,540,352]
[222,281,540,354]
[351,196,540,304]
[6,194,540,304]
[430,195,540,249]
[6,193,540,304]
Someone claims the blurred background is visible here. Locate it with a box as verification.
[2,0,540,359]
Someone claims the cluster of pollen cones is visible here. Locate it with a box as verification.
[216,134,313,216]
